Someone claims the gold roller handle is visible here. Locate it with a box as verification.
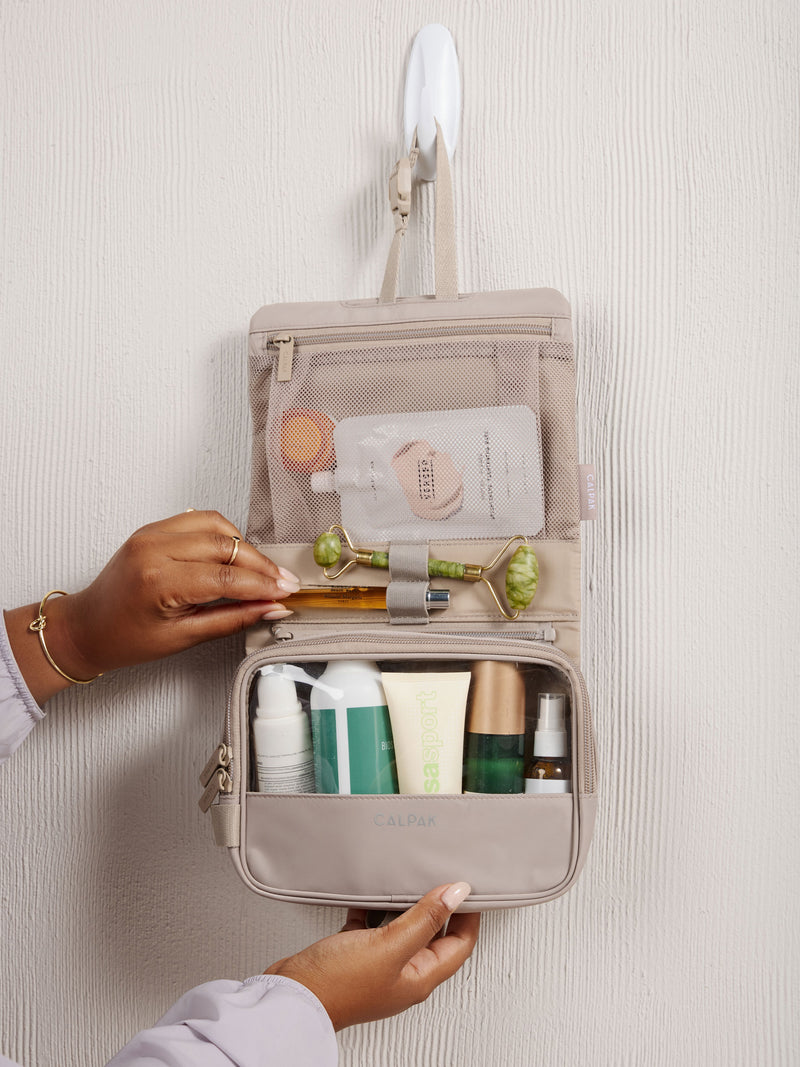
[283,587,450,611]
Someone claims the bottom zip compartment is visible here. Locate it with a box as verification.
[212,631,597,908]
[238,792,595,911]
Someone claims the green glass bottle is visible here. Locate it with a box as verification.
[463,660,525,794]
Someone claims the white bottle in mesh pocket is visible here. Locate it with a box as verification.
[309,405,544,540]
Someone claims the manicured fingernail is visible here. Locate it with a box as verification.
[277,578,301,594]
[278,567,301,584]
[261,607,294,621]
[441,882,471,911]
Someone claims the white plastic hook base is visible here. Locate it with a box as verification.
[403,24,461,181]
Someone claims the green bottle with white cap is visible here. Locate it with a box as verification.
[310,660,398,794]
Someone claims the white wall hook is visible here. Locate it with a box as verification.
[403,24,461,181]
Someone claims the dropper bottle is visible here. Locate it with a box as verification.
[524,693,571,794]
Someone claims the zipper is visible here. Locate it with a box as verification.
[452,627,557,643]
[265,321,553,382]
[218,630,595,800]
[271,624,559,643]
[198,742,232,813]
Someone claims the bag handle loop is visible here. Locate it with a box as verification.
[379,120,458,304]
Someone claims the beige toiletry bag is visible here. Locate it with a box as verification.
[200,132,598,911]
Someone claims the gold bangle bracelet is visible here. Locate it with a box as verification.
[28,590,102,685]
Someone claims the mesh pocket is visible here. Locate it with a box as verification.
[247,331,579,545]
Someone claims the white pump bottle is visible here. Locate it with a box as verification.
[252,668,315,793]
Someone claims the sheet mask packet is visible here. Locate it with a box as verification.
[309,405,545,541]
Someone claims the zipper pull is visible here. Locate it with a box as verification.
[272,334,294,382]
[198,766,232,813]
[200,742,231,788]
[198,743,232,812]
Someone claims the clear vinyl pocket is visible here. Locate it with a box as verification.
[215,631,597,909]
[247,323,579,547]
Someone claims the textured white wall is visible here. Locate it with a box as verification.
[1,1,798,1064]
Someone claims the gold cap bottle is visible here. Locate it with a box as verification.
[467,660,525,735]
[463,661,526,793]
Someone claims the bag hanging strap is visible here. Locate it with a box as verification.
[379,120,458,303]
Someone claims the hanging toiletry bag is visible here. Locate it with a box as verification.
[201,131,598,911]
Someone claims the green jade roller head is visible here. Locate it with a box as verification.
[312,525,539,621]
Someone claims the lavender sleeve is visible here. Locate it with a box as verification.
[106,975,338,1066]
[0,615,338,1067]
[0,611,46,767]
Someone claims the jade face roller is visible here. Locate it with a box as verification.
[312,525,539,621]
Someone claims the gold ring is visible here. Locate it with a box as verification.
[226,536,241,566]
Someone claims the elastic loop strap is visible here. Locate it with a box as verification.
[388,541,430,583]
[386,582,431,625]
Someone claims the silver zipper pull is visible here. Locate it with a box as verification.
[273,334,294,382]
[198,766,232,813]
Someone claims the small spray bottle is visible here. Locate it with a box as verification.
[524,693,571,794]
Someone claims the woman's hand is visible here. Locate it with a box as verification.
[4,510,300,704]
[265,883,480,1031]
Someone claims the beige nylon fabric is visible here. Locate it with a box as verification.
[433,119,458,300]
[379,121,458,303]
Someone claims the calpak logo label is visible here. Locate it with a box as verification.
[578,464,598,520]
[373,813,437,828]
